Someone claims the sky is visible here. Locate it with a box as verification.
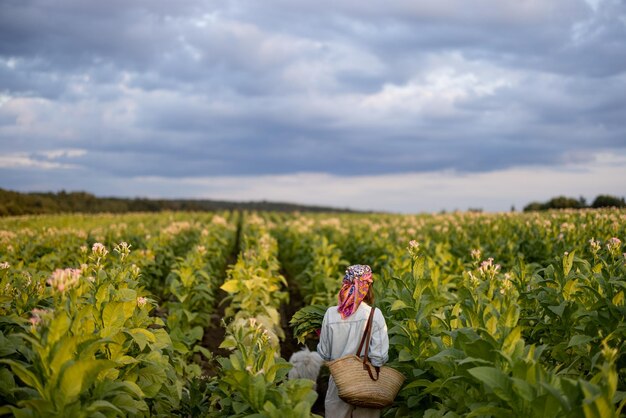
[1,0,625,213]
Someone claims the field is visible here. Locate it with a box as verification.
[0,209,625,417]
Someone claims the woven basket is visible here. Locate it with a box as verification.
[327,355,405,408]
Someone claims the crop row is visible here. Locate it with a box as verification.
[1,209,625,417]
[0,212,241,417]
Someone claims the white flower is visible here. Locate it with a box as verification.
[113,242,131,260]
[607,237,622,255]
[589,238,601,253]
[408,240,420,257]
[92,243,109,258]
[137,296,148,307]
[0,262,9,270]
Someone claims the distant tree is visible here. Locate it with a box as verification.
[591,194,626,208]
[523,202,545,212]
[0,188,357,217]
[544,196,582,210]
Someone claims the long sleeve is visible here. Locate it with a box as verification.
[316,309,332,361]
[368,308,389,367]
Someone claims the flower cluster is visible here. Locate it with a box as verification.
[212,215,228,226]
[29,308,52,326]
[163,221,192,236]
[588,238,601,254]
[500,273,513,295]
[137,296,148,307]
[470,249,482,261]
[478,257,501,278]
[92,242,109,258]
[606,237,622,256]
[47,268,82,293]
[467,271,480,288]
[114,241,131,260]
[0,262,9,270]
[408,240,420,258]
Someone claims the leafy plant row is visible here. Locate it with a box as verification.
[0,213,239,417]
[207,212,319,417]
[285,210,626,417]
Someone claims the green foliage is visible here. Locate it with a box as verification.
[208,319,319,417]
[2,208,625,418]
[0,188,354,217]
[592,195,626,209]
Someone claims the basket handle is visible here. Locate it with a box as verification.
[356,306,380,381]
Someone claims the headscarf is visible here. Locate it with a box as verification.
[337,264,373,319]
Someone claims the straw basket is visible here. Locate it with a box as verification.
[327,355,405,408]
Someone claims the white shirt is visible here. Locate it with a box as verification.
[317,302,389,367]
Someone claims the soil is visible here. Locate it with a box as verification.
[201,214,242,376]
[200,287,230,376]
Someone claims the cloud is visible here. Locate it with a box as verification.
[4,149,623,213]
[0,149,85,169]
[0,0,625,209]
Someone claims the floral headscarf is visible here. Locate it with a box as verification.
[337,264,373,319]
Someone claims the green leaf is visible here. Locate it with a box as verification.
[548,304,565,317]
[220,279,240,293]
[86,400,123,415]
[115,288,137,302]
[102,302,126,336]
[511,377,535,402]
[391,300,409,311]
[468,366,513,403]
[466,406,512,418]
[47,312,71,346]
[0,359,44,395]
[126,329,156,351]
[49,336,80,377]
[567,335,593,349]
[57,359,116,405]
[563,251,575,276]
[248,374,267,411]
[398,348,414,362]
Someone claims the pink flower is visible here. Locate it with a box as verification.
[47,268,81,293]
[29,308,50,326]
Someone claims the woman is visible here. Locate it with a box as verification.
[317,264,389,418]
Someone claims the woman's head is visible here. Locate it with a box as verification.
[337,264,373,319]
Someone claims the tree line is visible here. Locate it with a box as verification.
[0,188,355,217]
[523,194,626,212]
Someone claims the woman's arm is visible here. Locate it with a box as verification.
[368,308,389,367]
[316,309,332,361]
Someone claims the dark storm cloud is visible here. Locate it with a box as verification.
[1,0,625,187]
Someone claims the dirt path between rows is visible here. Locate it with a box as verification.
[201,212,242,376]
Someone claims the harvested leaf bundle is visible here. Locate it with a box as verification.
[290,304,327,344]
